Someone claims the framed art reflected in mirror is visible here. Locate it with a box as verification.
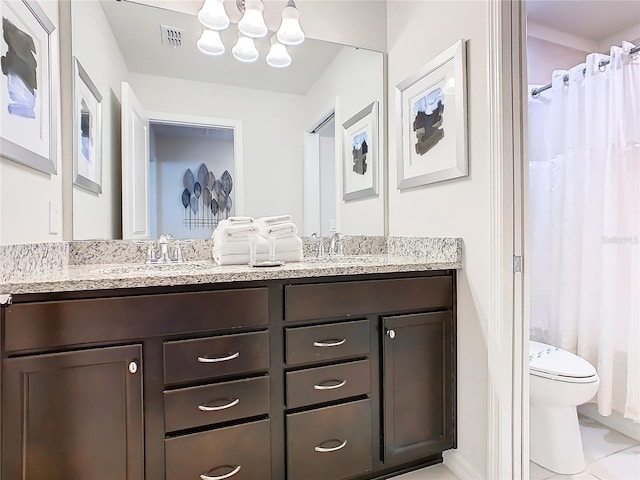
[342,101,378,201]
[72,57,102,194]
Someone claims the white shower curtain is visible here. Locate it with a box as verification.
[528,42,640,422]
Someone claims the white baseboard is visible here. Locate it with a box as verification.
[444,450,485,479]
[578,404,640,442]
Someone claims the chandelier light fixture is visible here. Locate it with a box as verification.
[196,0,304,67]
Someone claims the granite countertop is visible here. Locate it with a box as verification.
[0,237,463,295]
[2,255,460,294]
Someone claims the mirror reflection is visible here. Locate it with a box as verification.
[70,0,385,240]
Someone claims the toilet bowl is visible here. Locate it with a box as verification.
[529,340,599,474]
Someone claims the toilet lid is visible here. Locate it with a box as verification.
[529,341,597,382]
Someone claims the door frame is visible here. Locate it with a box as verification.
[303,99,339,237]
[147,111,245,220]
[486,1,528,479]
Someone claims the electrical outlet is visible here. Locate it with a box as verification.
[49,201,59,235]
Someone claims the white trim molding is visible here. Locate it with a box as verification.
[487,0,527,478]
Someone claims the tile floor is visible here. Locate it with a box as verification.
[389,415,640,480]
[531,415,640,480]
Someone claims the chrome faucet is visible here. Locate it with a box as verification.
[310,232,324,258]
[329,231,344,256]
[147,235,183,264]
[158,234,172,263]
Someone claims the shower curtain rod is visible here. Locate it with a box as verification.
[531,45,640,98]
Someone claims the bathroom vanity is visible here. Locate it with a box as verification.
[0,251,458,480]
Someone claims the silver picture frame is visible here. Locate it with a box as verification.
[342,101,378,201]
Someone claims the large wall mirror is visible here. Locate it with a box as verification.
[70,0,385,240]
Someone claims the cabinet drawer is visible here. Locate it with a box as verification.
[285,276,452,322]
[286,360,371,409]
[286,320,370,366]
[165,419,270,480]
[164,331,269,385]
[4,288,269,353]
[164,376,269,432]
[287,399,372,480]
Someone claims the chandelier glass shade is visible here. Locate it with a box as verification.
[266,35,291,68]
[196,0,304,67]
[197,29,225,55]
[197,0,230,31]
[232,35,259,63]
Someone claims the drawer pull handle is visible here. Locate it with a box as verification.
[200,465,241,480]
[197,352,240,363]
[314,439,348,453]
[198,398,240,411]
[313,379,347,390]
[313,338,346,348]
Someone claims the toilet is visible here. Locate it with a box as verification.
[529,340,600,474]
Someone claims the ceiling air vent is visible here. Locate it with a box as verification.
[161,25,184,48]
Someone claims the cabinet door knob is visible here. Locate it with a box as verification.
[200,465,241,480]
[387,329,396,339]
[128,361,138,374]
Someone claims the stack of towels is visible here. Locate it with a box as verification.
[212,215,303,266]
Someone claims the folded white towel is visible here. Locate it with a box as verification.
[218,216,255,228]
[256,215,292,226]
[213,235,303,257]
[213,224,258,242]
[214,249,303,266]
[260,222,298,239]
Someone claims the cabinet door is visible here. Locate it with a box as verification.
[2,345,144,480]
[382,312,454,464]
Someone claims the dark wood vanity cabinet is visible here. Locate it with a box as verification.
[1,345,144,480]
[1,270,456,480]
[382,312,455,463]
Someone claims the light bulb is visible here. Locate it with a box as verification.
[276,2,304,46]
[266,36,291,68]
[238,0,268,39]
[232,35,259,63]
[197,0,230,31]
[197,29,225,56]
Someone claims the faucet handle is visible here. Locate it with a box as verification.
[146,243,158,264]
[172,241,183,263]
[310,232,324,258]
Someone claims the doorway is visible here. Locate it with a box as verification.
[304,111,338,237]
[149,123,235,240]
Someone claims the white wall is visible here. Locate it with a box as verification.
[154,130,235,239]
[0,0,62,245]
[387,1,490,477]
[304,46,385,236]
[128,73,306,227]
[70,0,128,240]
[527,36,588,85]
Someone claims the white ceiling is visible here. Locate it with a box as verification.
[99,0,345,95]
[526,0,640,42]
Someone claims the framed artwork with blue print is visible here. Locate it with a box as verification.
[0,0,58,174]
[396,39,468,189]
[342,101,378,201]
[73,57,102,194]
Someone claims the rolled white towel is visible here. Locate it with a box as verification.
[214,224,258,242]
[260,222,298,239]
[256,215,292,226]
